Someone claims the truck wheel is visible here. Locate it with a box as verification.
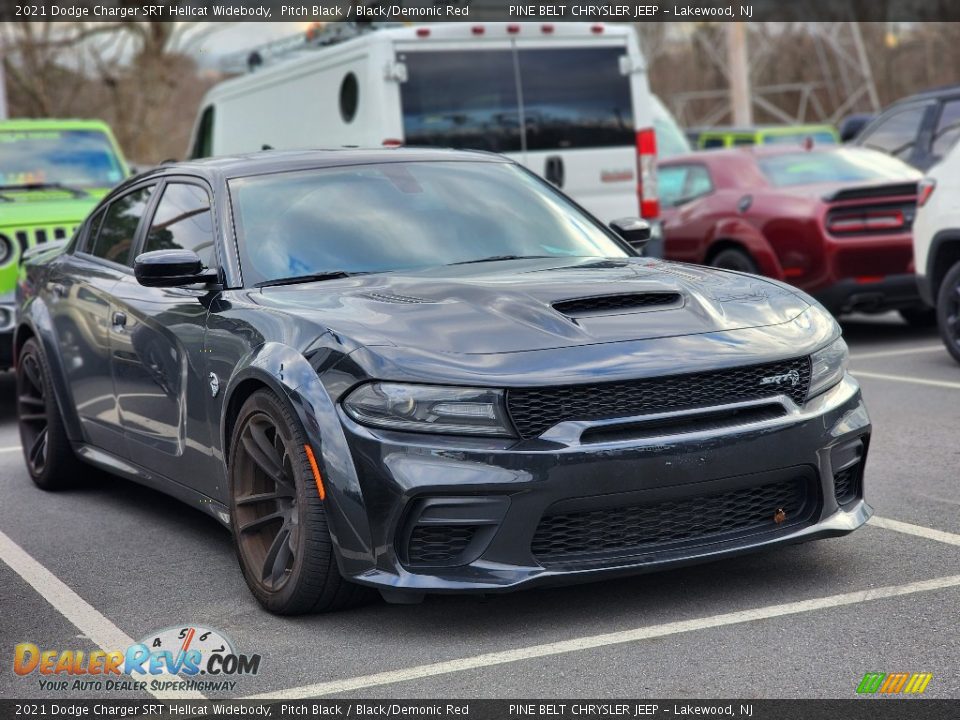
[710,248,759,275]
[937,262,960,365]
[228,388,369,614]
[899,307,938,328]
[16,337,88,490]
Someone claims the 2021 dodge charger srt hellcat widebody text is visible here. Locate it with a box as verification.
[15,149,872,614]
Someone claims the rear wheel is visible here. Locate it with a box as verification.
[899,307,938,328]
[937,262,960,365]
[16,337,88,490]
[228,389,368,614]
[709,247,759,275]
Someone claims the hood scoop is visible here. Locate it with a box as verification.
[552,292,682,317]
[359,291,434,305]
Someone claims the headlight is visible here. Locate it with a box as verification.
[342,382,514,437]
[807,336,849,399]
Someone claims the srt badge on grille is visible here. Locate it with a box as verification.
[760,369,801,387]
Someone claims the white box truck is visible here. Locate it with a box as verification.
[189,22,667,234]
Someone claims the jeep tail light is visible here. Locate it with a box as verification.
[918,178,936,207]
[827,210,904,234]
[636,128,659,219]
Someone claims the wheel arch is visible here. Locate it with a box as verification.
[927,231,960,301]
[219,343,376,577]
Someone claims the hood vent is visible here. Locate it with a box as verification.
[360,292,432,304]
[553,292,682,317]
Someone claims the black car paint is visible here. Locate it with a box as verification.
[16,149,872,598]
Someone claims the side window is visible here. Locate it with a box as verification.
[90,185,154,266]
[701,137,725,149]
[659,165,713,207]
[932,100,960,159]
[191,106,215,159]
[859,105,927,158]
[75,207,105,254]
[143,183,216,268]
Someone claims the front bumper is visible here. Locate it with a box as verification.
[812,273,923,315]
[332,375,871,597]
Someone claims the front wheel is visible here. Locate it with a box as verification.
[228,389,368,614]
[937,262,960,365]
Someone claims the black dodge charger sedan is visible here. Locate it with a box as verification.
[15,149,871,614]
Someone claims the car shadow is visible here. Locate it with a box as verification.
[839,312,939,347]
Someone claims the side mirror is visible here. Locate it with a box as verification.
[134,249,217,288]
[610,217,651,250]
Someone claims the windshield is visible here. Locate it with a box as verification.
[757,149,918,187]
[0,129,125,189]
[230,161,629,286]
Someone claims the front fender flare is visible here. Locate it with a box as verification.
[220,342,377,577]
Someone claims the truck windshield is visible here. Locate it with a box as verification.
[0,129,125,189]
[230,160,628,287]
[399,47,633,152]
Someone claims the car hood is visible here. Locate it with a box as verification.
[255,257,811,355]
[0,190,107,229]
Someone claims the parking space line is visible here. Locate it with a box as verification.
[870,516,960,547]
[245,573,960,700]
[0,528,205,700]
[850,345,944,361]
[853,370,960,390]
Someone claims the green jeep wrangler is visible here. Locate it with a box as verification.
[0,119,128,365]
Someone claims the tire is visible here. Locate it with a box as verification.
[16,337,89,490]
[936,261,960,365]
[898,307,938,328]
[709,247,759,275]
[228,389,369,614]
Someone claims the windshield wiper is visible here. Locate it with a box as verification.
[0,182,89,200]
[447,255,553,266]
[255,271,353,288]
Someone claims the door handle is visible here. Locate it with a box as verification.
[544,156,565,188]
[112,311,127,328]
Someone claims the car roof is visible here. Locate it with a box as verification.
[133,147,511,183]
[889,84,960,106]
[693,124,836,135]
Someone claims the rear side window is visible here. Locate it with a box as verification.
[517,47,633,150]
[659,165,713,206]
[143,183,216,268]
[859,105,927,158]
[76,207,106,254]
[399,50,521,152]
[932,99,960,159]
[90,185,154,265]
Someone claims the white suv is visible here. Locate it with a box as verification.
[913,148,960,364]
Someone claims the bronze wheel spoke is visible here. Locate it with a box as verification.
[238,508,286,535]
[235,488,293,506]
[261,524,293,586]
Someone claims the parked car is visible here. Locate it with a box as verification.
[911,142,960,363]
[190,22,662,227]
[853,85,960,171]
[694,124,839,150]
[659,146,931,324]
[16,149,870,614]
[0,118,128,365]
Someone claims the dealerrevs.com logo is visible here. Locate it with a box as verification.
[14,626,261,693]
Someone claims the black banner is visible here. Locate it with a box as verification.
[0,700,957,720]
[5,0,960,23]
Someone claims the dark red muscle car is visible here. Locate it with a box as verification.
[659,145,931,324]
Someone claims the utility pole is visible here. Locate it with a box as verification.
[0,56,8,120]
[727,22,752,126]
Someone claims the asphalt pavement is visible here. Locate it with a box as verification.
[1,313,958,700]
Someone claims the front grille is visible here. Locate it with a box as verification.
[552,292,681,316]
[407,525,477,565]
[833,465,861,505]
[532,476,813,567]
[1,225,72,263]
[506,357,811,439]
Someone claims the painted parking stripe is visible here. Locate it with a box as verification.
[870,516,960,547]
[0,529,205,700]
[850,345,944,361]
[245,573,960,700]
[853,370,960,390]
